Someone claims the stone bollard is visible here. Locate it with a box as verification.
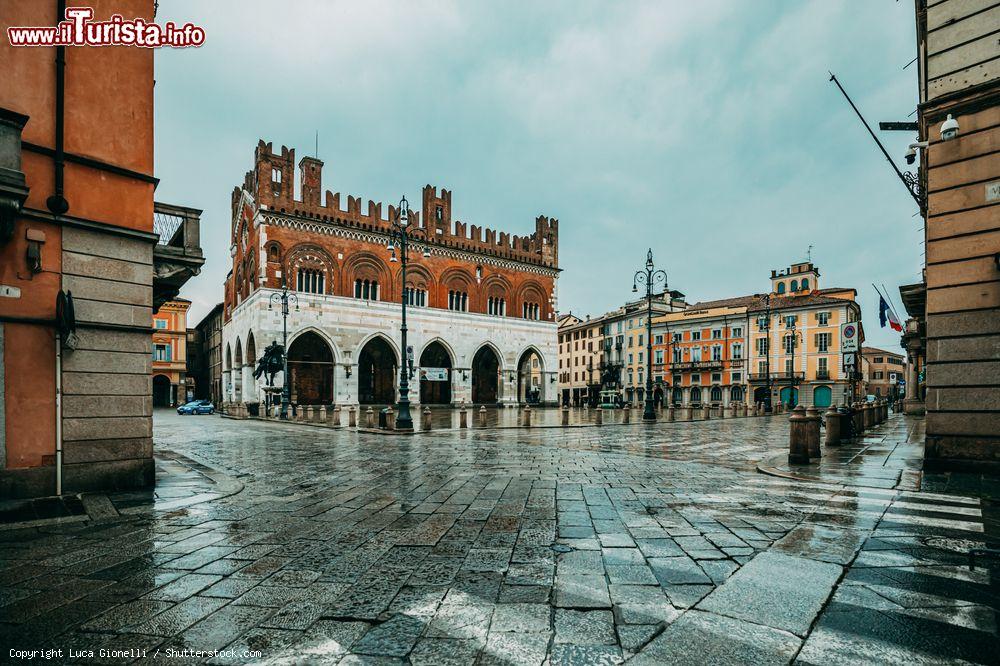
[702,405,711,420]
[460,404,468,429]
[305,405,315,423]
[863,402,873,429]
[479,405,487,427]
[788,405,810,464]
[561,405,569,426]
[852,402,864,434]
[385,406,394,430]
[318,405,327,424]
[881,400,888,423]
[522,405,532,427]
[805,406,822,459]
[622,407,630,424]
[364,406,373,428]
[666,406,675,422]
[349,406,357,427]
[824,406,841,446]
[422,406,432,431]
[595,408,603,425]
[333,405,342,426]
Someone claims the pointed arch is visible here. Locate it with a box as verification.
[286,243,336,295]
[234,336,243,366]
[288,326,341,363]
[246,331,257,365]
[225,342,232,371]
[354,331,401,365]
[343,251,391,300]
[471,343,502,404]
[418,336,457,364]
[287,330,335,405]
[516,280,547,320]
[419,339,454,404]
[357,333,399,404]
[516,345,545,404]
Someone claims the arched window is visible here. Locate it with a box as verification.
[404,287,426,306]
[487,296,506,316]
[711,386,722,402]
[691,386,702,404]
[777,282,786,294]
[297,268,325,294]
[268,245,279,261]
[355,279,380,301]
[448,290,468,312]
[522,302,540,320]
[790,279,799,292]
[801,278,809,290]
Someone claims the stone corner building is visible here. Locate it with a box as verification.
[222,140,560,410]
[910,0,1000,470]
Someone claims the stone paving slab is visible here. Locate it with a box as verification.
[1,411,997,664]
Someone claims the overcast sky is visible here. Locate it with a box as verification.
[153,0,920,352]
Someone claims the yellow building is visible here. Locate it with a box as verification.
[152,299,191,407]
[748,262,863,408]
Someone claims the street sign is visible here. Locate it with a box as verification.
[841,323,859,353]
[889,372,897,384]
[842,352,856,369]
[421,367,449,381]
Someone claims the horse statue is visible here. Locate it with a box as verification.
[254,341,285,387]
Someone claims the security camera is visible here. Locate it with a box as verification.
[905,141,928,165]
[941,114,959,141]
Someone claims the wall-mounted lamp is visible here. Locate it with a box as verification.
[345,364,353,378]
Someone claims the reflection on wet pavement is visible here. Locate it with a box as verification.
[0,411,995,664]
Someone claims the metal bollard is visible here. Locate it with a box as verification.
[805,406,822,459]
[349,405,357,427]
[365,406,374,428]
[479,405,487,427]
[561,405,569,426]
[523,405,531,427]
[788,405,810,464]
[460,404,468,429]
[422,406,432,431]
[824,406,841,446]
[595,408,603,425]
[385,406,394,430]
[666,406,675,422]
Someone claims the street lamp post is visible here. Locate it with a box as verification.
[268,279,298,419]
[632,249,667,423]
[786,317,802,408]
[387,196,430,431]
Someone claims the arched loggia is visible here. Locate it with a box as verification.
[419,341,453,405]
[471,345,501,404]
[358,336,397,404]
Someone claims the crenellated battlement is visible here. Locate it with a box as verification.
[239,139,559,269]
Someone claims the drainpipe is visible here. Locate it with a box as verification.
[46,0,69,216]
[55,331,62,495]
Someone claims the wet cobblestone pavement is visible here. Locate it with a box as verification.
[2,411,998,664]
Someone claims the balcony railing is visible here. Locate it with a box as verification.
[748,371,805,383]
[816,370,830,380]
[671,360,724,371]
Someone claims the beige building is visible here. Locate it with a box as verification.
[862,347,906,402]
[906,0,1000,469]
[557,313,605,406]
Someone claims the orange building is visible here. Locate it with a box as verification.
[652,299,751,408]
[0,1,202,498]
[152,300,191,407]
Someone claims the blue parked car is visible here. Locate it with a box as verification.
[177,399,214,415]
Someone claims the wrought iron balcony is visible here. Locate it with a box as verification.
[748,371,805,384]
[816,370,831,380]
[153,202,204,312]
[672,360,724,371]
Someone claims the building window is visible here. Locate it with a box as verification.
[711,373,722,383]
[756,338,769,355]
[692,331,702,341]
[816,332,830,353]
[874,356,884,363]
[449,290,469,312]
[297,268,325,294]
[785,359,793,374]
[732,343,743,359]
[691,347,702,362]
[487,296,506,315]
[731,326,742,338]
[817,311,829,326]
[673,374,682,385]
[638,334,644,347]
[405,287,427,307]
[521,302,539,319]
[731,372,742,382]
[819,357,829,375]
[153,344,171,362]
[802,278,809,290]
[711,345,722,361]
[672,348,682,363]
[758,360,767,374]
[154,319,167,330]
[672,333,682,342]
[783,334,796,354]
[655,350,664,364]
[691,374,701,385]
[873,370,884,380]
[784,315,797,328]
[712,329,722,339]
[655,334,663,344]
[354,278,380,300]
[628,353,633,365]
[435,205,443,221]
[777,282,786,294]
[791,279,799,291]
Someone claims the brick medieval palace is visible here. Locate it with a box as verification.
[221,141,560,410]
